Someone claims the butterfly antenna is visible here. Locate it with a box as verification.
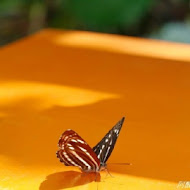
[107,163,132,165]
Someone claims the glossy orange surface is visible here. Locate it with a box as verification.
[0,29,190,190]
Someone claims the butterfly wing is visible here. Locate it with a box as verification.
[57,129,100,172]
[93,117,125,166]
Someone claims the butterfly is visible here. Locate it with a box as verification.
[56,117,125,172]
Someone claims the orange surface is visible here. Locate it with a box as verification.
[0,29,190,190]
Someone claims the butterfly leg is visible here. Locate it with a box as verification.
[105,168,114,178]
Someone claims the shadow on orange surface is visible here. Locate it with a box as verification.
[39,171,100,190]
[0,29,190,187]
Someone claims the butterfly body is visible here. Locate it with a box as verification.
[56,117,125,173]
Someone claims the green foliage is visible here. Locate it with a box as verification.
[0,0,190,45]
[50,0,154,33]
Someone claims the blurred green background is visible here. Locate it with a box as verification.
[0,0,190,46]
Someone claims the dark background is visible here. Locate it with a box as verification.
[0,0,190,46]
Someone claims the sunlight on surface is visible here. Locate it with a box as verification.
[0,81,119,110]
[53,30,190,61]
[0,156,176,190]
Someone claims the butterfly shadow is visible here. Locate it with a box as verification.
[39,171,101,190]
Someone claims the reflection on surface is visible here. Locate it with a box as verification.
[0,81,119,110]
[39,171,100,190]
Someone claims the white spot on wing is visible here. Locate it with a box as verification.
[77,139,85,144]
[78,146,87,152]
[104,146,110,162]
[114,129,119,134]
[79,147,99,169]
[71,151,91,169]
[63,151,77,166]
[98,149,103,159]
[71,139,77,143]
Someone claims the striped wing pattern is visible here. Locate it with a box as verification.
[93,117,125,167]
[56,129,100,172]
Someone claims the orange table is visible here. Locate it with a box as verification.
[0,29,190,190]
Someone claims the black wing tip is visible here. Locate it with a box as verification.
[121,116,125,122]
[119,116,125,125]
[114,116,125,130]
